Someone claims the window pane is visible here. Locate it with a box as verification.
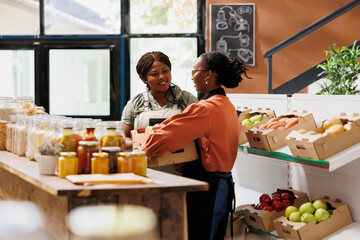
[0,0,39,35]
[49,49,110,116]
[45,0,120,35]
[130,38,198,99]
[0,50,34,97]
[131,0,197,34]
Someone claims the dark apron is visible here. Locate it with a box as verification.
[182,159,235,240]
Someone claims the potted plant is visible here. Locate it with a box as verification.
[36,140,62,175]
[316,41,360,95]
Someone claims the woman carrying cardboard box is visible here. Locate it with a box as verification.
[140,51,250,240]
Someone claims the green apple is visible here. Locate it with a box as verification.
[314,208,330,222]
[242,119,253,127]
[313,199,327,210]
[250,114,263,123]
[289,211,302,222]
[301,213,317,224]
[299,202,316,215]
[285,206,299,219]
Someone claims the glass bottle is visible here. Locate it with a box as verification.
[91,152,109,174]
[26,116,37,159]
[115,121,126,152]
[117,152,133,173]
[77,141,98,174]
[83,119,97,141]
[58,152,78,178]
[101,146,121,174]
[59,122,77,152]
[131,151,147,176]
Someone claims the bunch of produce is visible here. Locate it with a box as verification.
[254,192,295,212]
[259,115,299,130]
[285,199,332,224]
[297,116,350,137]
[241,113,264,127]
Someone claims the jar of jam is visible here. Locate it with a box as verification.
[77,141,98,174]
[131,151,147,176]
[117,152,133,173]
[91,152,109,174]
[101,146,121,174]
[58,152,78,178]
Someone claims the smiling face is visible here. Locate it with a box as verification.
[191,56,209,93]
[146,61,172,95]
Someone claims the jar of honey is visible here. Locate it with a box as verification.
[77,141,98,174]
[101,146,121,174]
[131,151,147,176]
[58,152,78,178]
[59,126,76,152]
[91,152,109,174]
[117,152,133,173]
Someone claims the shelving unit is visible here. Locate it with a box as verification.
[230,94,360,240]
[239,141,360,172]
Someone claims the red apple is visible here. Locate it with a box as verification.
[282,199,292,208]
[281,192,293,201]
[272,193,281,199]
[272,202,285,212]
[264,206,274,212]
[257,203,269,210]
[271,197,282,205]
[259,194,271,204]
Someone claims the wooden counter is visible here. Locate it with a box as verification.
[0,151,208,240]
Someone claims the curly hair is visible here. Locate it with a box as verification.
[136,51,172,84]
[199,51,250,88]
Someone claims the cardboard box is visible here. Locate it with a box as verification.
[131,126,199,167]
[246,111,317,151]
[236,106,252,120]
[238,108,276,145]
[243,188,309,233]
[273,196,353,240]
[286,113,360,160]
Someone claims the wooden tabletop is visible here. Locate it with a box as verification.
[0,151,208,197]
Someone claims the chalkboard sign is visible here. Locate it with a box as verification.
[210,4,255,66]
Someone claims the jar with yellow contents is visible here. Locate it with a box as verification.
[131,151,147,176]
[91,152,109,174]
[58,152,78,178]
[117,152,133,173]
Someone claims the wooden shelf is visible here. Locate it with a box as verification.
[239,141,360,171]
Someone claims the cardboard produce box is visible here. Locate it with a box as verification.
[131,126,198,167]
[273,196,353,240]
[236,106,252,120]
[246,111,317,151]
[238,108,276,145]
[286,113,360,160]
[243,188,309,233]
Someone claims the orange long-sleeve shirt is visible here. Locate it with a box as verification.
[140,95,241,172]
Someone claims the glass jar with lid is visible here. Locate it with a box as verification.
[58,152,78,178]
[17,96,34,109]
[0,97,16,121]
[131,151,147,176]
[6,115,16,152]
[91,152,109,174]
[78,141,98,174]
[101,146,121,173]
[33,117,49,158]
[117,152,133,173]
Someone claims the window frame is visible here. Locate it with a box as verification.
[0,0,206,120]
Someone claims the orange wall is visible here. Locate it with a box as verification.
[206,0,360,93]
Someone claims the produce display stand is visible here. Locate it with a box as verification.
[0,151,208,240]
[239,141,360,172]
